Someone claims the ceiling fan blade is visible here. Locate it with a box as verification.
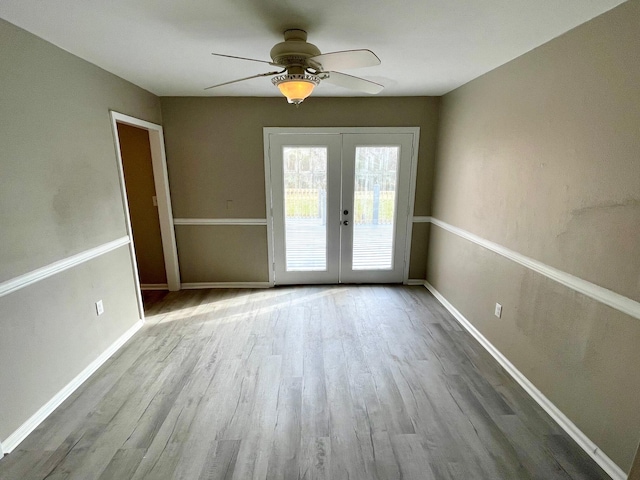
[211,53,279,66]
[309,49,380,71]
[204,70,283,90]
[321,71,383,94]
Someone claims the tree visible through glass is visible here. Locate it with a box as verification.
[283,147,327,271]
[352,146,399,270]
[281,145,399,273]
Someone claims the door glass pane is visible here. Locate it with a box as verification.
[352,146,399,270]
[283,147,327,271]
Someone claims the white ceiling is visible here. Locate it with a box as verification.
[0,0,626,97]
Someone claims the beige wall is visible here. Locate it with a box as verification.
[117,123,167,285]
[0,18,161,443]
[160,97,440,282]
[408,223,430,280]
[0,248,141,439]
[428,0,640,472]
[176,226,269,283]
[3,3,636,471]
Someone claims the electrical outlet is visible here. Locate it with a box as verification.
[96,300,104,316]
[494,303,502,318]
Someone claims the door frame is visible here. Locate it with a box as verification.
[110,112,181,310]
[263,127,420,285]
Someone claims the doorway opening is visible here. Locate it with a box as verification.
[110,112,180,316]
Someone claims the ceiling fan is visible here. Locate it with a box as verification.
[205,29,384,105]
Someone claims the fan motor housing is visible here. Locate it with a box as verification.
[270,29,321,67]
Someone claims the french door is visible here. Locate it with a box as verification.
[266,129,417,285]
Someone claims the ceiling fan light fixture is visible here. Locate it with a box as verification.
[272,73,320,105]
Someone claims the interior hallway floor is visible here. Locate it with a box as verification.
[0,286,611,479]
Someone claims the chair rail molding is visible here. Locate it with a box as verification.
[430,217,640,321]
[0,236,130,298]
[173,218,268,226]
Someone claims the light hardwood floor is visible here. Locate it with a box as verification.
[0,286,610,479]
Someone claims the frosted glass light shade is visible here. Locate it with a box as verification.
[272,74,320,105]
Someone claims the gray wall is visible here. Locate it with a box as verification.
[160,97,440,282]
[427,0,640,471]
[0,18,161,442]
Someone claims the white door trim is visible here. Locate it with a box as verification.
[263,133,276,286]
[265,127,421,135]
[110,112,181,308]
[263,127,420,285]
[403,130,420,283]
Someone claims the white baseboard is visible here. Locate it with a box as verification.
[140,283,169,291]
[424,282,626,480]
[181,282,272,289]
[1,319,144,453]
[405,279,427,286]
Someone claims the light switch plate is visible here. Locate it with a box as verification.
[494,303,502,318]
[96,300,104,316]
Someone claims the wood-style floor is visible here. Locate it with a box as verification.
[0,286,610,480]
